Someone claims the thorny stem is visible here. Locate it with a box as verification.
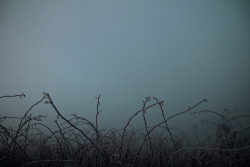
[153,96,181,167]
[2,93,250,166]
[133,99,207,166]
[0,124,31,162]
[95,94,101,167]
[71,114,98,134]
[142,97,154,162]
[193,123,201,146]
[6,95,46,162]
[55,120,71,157]
[44,92,108,166]
[120,100,164,158]
[95,94,101,141]
[144,99,208,143]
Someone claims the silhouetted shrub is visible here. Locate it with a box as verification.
[0,93,249,166]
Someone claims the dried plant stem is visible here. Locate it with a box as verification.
[0,124,31,161]
[168,145,250,166]
[4,95,46,162]
[55,120,71,157]
[193,123,201,146]
[44,93,108,166]
[202,110,233,128]
[0,93,25,99]
[142,97,154,162]
[95,94,101,140]
[120,100,163,157]
[1,92,249,167]
[143,99,208,144]
[153,97,181,167]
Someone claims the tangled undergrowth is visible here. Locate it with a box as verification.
[0,93,249,167]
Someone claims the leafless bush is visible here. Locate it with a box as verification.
[0,93,249,166]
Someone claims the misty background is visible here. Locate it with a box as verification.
[0,1,250,134]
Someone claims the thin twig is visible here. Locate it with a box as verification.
[144,99,208,142]
[120,100,163,157]
[44,92,108,166]
[0,93,25,99]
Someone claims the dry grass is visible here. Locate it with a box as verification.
[0,93,249,167]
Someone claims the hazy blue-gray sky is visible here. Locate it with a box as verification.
[1,0,250,130]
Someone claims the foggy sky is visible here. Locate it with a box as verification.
[0,0,250,130]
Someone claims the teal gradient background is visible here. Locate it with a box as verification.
[0,1,249,131]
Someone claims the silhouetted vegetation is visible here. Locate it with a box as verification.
[0,93,249,166]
